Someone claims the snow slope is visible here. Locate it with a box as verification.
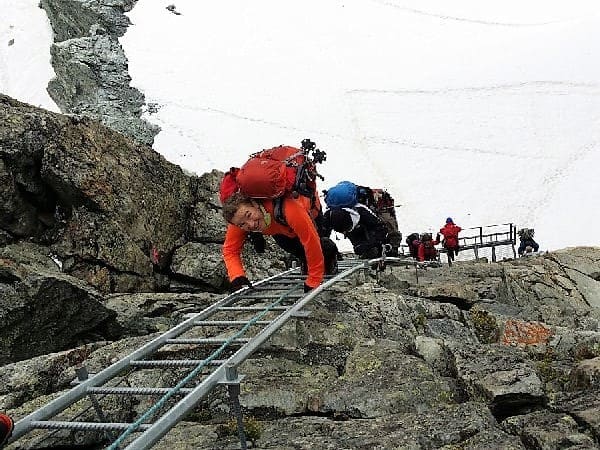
[1,0,599,251]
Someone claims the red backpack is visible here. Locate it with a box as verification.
[219,139,326,224]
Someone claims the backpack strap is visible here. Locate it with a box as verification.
[273,197,287,226]
[273,196,321,230]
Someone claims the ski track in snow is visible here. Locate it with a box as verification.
[351,133,553,161]
[530,137,599,222]
[367,0,584,27]
[346,81,600,97]
[147,99,349,142]
[345,80,600,160]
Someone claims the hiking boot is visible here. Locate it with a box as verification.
[0,413,14,447]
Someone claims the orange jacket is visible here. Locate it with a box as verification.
[223,196,324,289]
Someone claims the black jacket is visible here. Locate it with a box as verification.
[323,204,388,258]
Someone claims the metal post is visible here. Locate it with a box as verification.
[76,367,117,444]
[225,366,247,450]
[414,261,419,284]
[491,246,496,262]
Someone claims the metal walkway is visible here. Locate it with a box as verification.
[9,256,430,450]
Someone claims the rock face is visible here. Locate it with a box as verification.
[40,0,159,145]
[0,242,119,364]
[0,94,294,363]
[0,95,280,294]
[2,249,600,449]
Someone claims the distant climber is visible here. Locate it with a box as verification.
[439,217,462,264]
[417,233,440,262]
[518,228,539,256]
[406,233,420,258]
[323,205,394,258]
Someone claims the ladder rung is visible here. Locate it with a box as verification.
[194,320,272,326]
[166,338,251,345]
[87,387,194,395]
[130,359,225,368]
[31,420,151,431]
[219,306,288,311]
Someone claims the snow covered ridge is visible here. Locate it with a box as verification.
[39,0,158,145]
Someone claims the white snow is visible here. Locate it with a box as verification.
[2,0,600,252]
[0,0,58,111]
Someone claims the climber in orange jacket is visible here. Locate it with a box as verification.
[222,192,338,293]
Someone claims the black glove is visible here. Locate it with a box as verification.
[303,283,313,293]
[230,276,252,292]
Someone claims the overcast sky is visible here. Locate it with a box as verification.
[1,0,599,253]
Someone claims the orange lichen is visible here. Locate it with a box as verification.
[501,319,553,346]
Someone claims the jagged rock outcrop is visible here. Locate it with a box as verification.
[0,95,277,295]
[40,0,137,42]
[39,0,159,145]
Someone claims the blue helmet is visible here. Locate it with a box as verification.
[446,217,453,223]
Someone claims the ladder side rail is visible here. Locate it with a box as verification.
[11,269,296,442]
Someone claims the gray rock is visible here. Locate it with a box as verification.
[40,0,136,42]
[40,0,158,145]
[502,410,597,449]
[0,242,119,364]
[0,95,204,292]
[569,357,600,390]
[47,34,158,145]
[451,342,546,415]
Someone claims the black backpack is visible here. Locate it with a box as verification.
[519,228,534,240]
[406,233,419,246]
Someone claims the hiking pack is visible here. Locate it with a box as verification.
[518,228,534,240]
[324,182,399,233]
[406,234,420,257]
[323,181,360,208]
[219,139,326,225]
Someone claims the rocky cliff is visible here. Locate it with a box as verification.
[39,0,158,145]
[0,94,286,364]
[2,238,600,449]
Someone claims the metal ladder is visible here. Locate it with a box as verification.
[9,256,429,449]
[8,259,357,448]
